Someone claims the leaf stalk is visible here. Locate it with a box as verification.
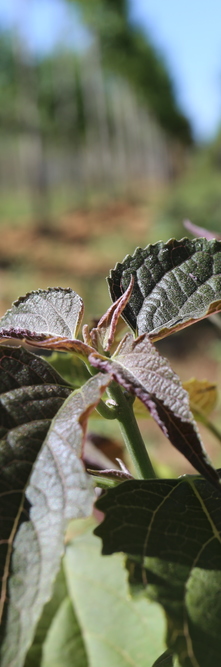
[95,398,119,420]
[108,382,157,480]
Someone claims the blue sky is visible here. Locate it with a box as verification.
[129,0,221,141]
[0,0,221,141]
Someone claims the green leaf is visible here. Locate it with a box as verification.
[95,475,221,666]
[152,650,174,666]
[24,568,68,667]
[95,475,221,565]
[108,238,221,339]
[64,526,166,667]
[182,378,218,420]
[0,288,84,340]
[48,352,91,388]
[0,372,111,667]
[89,333,221,489]
[41,598,88,667]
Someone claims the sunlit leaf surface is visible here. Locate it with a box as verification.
[0,368,110,667]
[133,377,218,421]
[108,238,221,340]
[0,346,71,637]
[0,287,84,340]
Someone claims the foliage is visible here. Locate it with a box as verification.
[108,237,221,335]
[0,236,221,666]
[0,1,192,145]
[96,476,221,666]
[0,31,20,129]
[0,31,86,141]
[73,0,192,143]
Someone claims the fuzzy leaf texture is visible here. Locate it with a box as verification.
[0,358,111,667]
[0,346,71,634]
[0,288,95,357]
[89,333,221,489]
[132,377,217,422]
[95,475,221,667]
[108,237,221,339]
[0,288,84,340]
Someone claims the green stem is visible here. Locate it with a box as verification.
[108,382,156,480]
[95,398,118,420]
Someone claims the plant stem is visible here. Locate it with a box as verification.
[108,381,157,480]
[95,398,118,420]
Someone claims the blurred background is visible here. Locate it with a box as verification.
[1,0,221,474]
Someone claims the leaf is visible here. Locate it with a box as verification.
[152,650,174,666]
[24,568,68,667]
[0,288,94,357]
[133,378,218,422]
[182,378,218,419]
[89,333,221,490]
[88,276,134,352]
[48,352,91,388]
[95,475,221,666]
[25,560,88,667]
[64,525,166,667]
[95,475,221,565]
[108,238,221,340]
[0,372,111,667]
[41,598,88,667]
[0,346,71,633]
[0,288,84,340]
[184,220,221,240]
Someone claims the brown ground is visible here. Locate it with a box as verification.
[0,201,148,278]
[0,200,151,318]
